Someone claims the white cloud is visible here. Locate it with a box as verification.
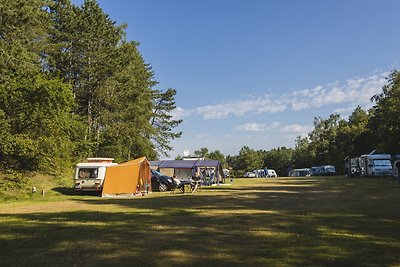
[234,122,266,132]
[170,106,192,120]
[271,122,281,129]
[287,72,387,111]
[195,97,287,120]
[279,124,313,133]
[178,71,389,121]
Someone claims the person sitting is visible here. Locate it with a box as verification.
[172,175,181,186]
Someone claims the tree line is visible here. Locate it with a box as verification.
[0,0,182,174]
[193,70,400,177]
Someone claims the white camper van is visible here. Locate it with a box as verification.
[359,154,392,177]
[74,158,118,192]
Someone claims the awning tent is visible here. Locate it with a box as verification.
[102,157,151,197]
[150,159,225,184]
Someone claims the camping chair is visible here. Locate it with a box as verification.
[190,176,203,193]
[170,179,191,194]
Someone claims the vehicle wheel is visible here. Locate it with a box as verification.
[158,182,168,192]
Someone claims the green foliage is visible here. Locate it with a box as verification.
[0,0,49,79]
[1,0,182,175]
[0,170,27,190]
[151,88,182,157]
[97,41,156,161]
[262,147,293,176]
[48,0,126,144]
[207,150,227,168]
[227,146,263,176]
[369,70,400,154]
[194,147,209,158]
[0,74,82,173]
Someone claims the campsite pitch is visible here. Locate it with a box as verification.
[1,176,400,266]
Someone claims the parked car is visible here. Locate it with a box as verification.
[151,170,175,191]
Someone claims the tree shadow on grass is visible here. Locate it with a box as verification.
[1,177,400,267]
[52,187,100,197]
[52,187,78,196]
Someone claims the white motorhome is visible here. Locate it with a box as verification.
[74,158,118,192]
[358,153,392,177]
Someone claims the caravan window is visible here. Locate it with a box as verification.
[373,159,391,166]
[78,168,99,179]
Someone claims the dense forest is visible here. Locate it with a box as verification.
[194,70,400,176]
[0,0,182,174]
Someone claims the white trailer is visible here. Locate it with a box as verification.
[74,158,118,192]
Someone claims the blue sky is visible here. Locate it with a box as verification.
[73,0,400,158]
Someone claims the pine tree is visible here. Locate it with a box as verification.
[151,88,182,157]
[48,0,125,150]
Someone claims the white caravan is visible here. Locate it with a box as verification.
[74,158,118,192]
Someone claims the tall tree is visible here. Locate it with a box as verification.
[207,150,226,167]
[308,114,341,166]
[97,42,156,161]
[150,88,182,157]
[48,0,125,149]
[262,147,293,176]
[335,106,371,158]
[368,70,400,154]
[194,147,209,158]
[237,146,263,173]
[0,0,51,84]
[0,0,82,172]
[292,136,313,168]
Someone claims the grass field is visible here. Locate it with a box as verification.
[1,176,400,267]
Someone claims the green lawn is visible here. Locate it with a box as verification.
[1,176,400,267]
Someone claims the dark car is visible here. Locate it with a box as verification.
[151,169,175,191]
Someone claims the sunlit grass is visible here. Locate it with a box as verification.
[1,176,400,266]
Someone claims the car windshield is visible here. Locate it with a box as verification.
[373,159,391,166]
[151,170,162,177]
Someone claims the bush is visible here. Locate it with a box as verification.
[0,170,27,190]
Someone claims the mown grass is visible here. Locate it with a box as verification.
[1,176,400,267]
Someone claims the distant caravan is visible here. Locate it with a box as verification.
[310,165,336,176]
[288,168,311,177]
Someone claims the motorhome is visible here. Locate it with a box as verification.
[358,153,392,177]
[74,158,118,192]
[346,152,393,177]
